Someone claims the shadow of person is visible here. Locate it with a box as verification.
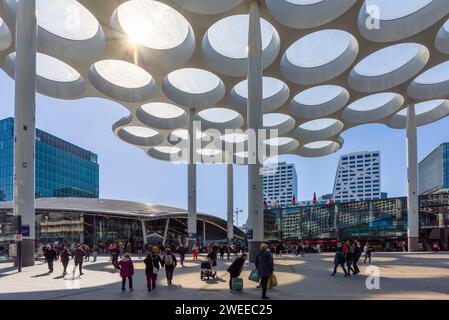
[53,275,65,279]
[31,272,52,278]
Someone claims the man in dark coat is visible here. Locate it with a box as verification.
[255,243,274,299]
[72,245,85,275]
[43,245,57,273]
[331,247,348,277]
[353,241,362,274]
[227,254,247,291]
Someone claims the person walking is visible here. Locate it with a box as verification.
[433,242,440,254]
[330,247,348,277]
[144,250,162,292]
[227,253,247,291]
[192,244,198,261]
[255,243,274,300]
[111,244,120,270]
[363,243,372,264]
[43,245,57,273]
[162,248,177,285]
[353,241,361,274]
[125,242,132,254]
[118,253,134,292]
[179,244,187,267]
[345,242,356,276]
[72,245,86,276]
[84,245,91,262]
[219,245,225,260]
[60,246,72,275]
[207,247,218,275]
[92,244,99,262]
[137,243,143,259]
[226,245,231,260]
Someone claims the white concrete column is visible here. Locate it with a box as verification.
[247,0,264,263]
[406,102,420,252]
[141,220,147,244]
[14,0,37,267]
[203,219,206,247]
[187,109,197,250]
[227,164,234,241]
[163,217,170,246]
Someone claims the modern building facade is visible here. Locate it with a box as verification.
[0,198,246,259]
[262,162,298,208]
[419,143,449,195]
[332,151,382,203]
[0,117,99,201]
[266,193,449,251]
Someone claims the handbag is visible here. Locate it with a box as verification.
[153,267,159,275]
[231,277,243,291]
[268,274,278,289]
[248,269,260,282]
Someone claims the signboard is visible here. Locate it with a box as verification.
[187,232,197,240]
[14,234,23,242]
[9,244,17,257]
[247,229,253,240]
[21,225,30,237]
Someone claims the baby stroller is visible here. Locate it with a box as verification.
[200,260,216,280]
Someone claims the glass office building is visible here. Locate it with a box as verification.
[419,143,449,195]
[267,193,449,250]
[0,117,99,201]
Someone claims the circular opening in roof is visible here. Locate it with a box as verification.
[304,141,335,149]
[234,77,284,99]
[354,43,423,77]
[153,146,181,154]
[263,113,290,127]
[264,137,296,146]
[34,0,100,41]
[115,0,190,50]
[220,133,248,144]
[365,0,432,21]
[172,0,245,14]
[166,68,221,95]
[207,15,275,59]
[286,29,355,69]
[122,126,159,138]
[34,53,80,82]
[198,108,240,123]
[397,99,447,116]
[294,85,344,106]
[413,61,449,85]
[299,118,342,131]
[0,17,12,51]
[141,102,184,119]
[93,60,152,89]
[348,93,399,111]
[169,129,207,141]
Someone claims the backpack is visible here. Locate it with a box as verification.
[164,254,173,266]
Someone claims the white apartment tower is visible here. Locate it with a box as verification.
[333,151,382,203]
[262,162,298,208]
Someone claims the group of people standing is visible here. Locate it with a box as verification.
[331,241,373,277]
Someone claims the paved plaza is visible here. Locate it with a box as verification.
[0,252,448,300]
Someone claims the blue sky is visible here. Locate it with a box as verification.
[1,69,449,226]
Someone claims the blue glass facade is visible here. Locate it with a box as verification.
[443,143,449,190]
[0,117,99,201]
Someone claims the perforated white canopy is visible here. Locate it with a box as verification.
[2,0,449,162]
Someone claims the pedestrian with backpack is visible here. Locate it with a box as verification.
[161,248,177,285]
[227,253,247,291]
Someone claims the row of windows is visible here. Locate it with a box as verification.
[341,153,379,161]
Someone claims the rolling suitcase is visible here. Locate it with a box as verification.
[231,277,244,291]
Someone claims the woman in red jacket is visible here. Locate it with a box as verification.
[118,253,134,292]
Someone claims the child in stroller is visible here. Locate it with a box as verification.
[200,259,216,280]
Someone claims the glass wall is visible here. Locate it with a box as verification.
[0,117,99,202]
